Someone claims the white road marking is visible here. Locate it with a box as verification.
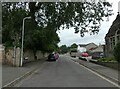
[72,59,120,88]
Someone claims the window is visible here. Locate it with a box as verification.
[109,36,115,50]
[117,35,120,41]
[113,37,115,46]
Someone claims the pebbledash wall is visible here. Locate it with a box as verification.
[2,46,48,67]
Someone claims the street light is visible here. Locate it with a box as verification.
[20,16,31,67]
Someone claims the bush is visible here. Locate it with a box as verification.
[98,57,116,62]
[114,41,120,62]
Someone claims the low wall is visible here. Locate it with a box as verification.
[5,48,13,66]
[3,47,48,66]
[23,50,48,64]
[90,61,119,71]
[97,62,119,71]
[24,50,34,61]
[0,45,5,64]
[4,47,21,66]
[36,51,44,60]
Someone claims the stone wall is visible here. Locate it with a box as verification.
[24,50,48,61]
[3,47,48,66]
[0,45,5,64]
[15,48,21,66]
[4,47,21,66]
[43,53,49,57]
[97,62,119,70]
[5,48,13,66]
[90,61,119,71]
[36,51,44,60]
[24,50,34,61]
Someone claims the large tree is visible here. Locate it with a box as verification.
[2,2,60,55]
[29,1,113,36]
[2,2,29,47]
[2,1,113,54]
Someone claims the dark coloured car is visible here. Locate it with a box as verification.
[92,52,103,59]
[47,53,56,61]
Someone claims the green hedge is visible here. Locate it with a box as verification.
[98,57,117,62]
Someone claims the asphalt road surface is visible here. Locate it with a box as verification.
[15,55,117,87]
[0,64,2,88]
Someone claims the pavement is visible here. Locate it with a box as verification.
[2,58,46,88]
[71,57,120,86]
[1,55,120,87]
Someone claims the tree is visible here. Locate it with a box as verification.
[2,2,60,57]
[29,1,113,37]
[2,1,113,56]
[70,43,78,49]
[114,41,120,62]
[2,2,29,47]
[22,15,60,56]
[59,45,69,54]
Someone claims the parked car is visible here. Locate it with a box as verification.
[79,53,90,61]
[82,53,89,57]
[54,53,59,60]
[92,52,103,59]
[47,53,56,61]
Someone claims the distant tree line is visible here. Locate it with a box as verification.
[59,43,78,54]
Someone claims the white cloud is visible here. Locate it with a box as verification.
[57,1,120,47]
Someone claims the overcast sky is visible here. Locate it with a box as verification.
[57,0,120,47]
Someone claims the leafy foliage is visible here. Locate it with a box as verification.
[70,43,78,49]
[98,57,116,62]
[59,45,69,54]
[2,1,113,56]
[2,2,60,54]
[29,1,113,37]
[59,43,78,54]
[2,2,29,47]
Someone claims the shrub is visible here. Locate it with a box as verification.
[114,41,120,62]
[98,57,116,62]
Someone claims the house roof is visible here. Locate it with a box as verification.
[79,43,97,47]
[79,43,98,51]
[91,45,103,53]
[106,13,120,37]
[79,44,87,47]
[79,43,104,53]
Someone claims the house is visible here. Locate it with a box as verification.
[79,43,104,57]
[79,43,98,54]
[105,13,120,57]
[91,45,104,53]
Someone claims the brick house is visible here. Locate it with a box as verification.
[105,13,120,57]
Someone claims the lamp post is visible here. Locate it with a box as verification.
[20,16,31,67]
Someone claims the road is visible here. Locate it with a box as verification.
[15,55,117,87]
[0,64,2,88]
